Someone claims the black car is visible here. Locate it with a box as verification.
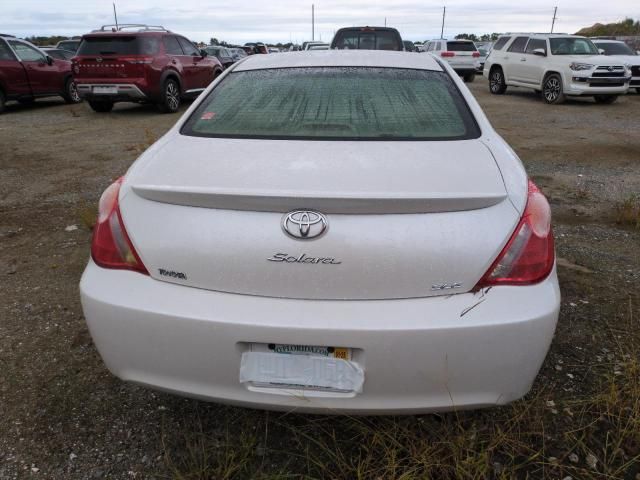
[403,40,416,52]
[330,27,403,51]
[42,48,75,60]
[204,46,235,69]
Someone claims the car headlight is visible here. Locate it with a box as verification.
[569,62,594,71]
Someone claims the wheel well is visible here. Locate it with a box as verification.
[543,70,561,80]
[489,64,503,74]
[163,72,182,92]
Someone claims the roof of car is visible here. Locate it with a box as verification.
[233,50,444,72]
[591,39,624,43]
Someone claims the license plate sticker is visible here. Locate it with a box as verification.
[93,86,118,95]
[239,351,364,393]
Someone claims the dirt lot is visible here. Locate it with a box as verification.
[1,81,639,479]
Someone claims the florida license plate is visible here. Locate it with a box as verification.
[240,343,363,393]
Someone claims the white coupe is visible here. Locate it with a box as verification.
[80,50,560,414]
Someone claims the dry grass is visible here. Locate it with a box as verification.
[160,302,639,480]
[78,204,98,230]
[126,128,159,155]
[613,195,640,229]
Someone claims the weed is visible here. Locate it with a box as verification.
[613,194,640,228]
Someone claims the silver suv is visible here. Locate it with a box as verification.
[483,34,632,104]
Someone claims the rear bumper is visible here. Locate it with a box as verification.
[76,83,148,101]
[80,260,561,414]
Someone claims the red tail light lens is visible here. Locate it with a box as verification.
[475,181,554,288]
[91,177,148,274]
[472,51,481,57]
[441,51,456,57]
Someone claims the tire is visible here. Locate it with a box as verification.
[594,94,618,104]
[542,73,565,104]
[636,88,640,94]
[18,97,35,105]
[63,78,82,104]
[88,100,114,113]
[157,78,181,113]
[0,90,5,114]
[489,68,507,94]
[463,73,475,83]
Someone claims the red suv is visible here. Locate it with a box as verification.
[73,25,223,113]
[0,35,81,113]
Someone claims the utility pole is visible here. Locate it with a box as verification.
[440,6,446,39]
[385,17,387,27]
[551,6,557,33]
[113,3,119,29]
[312,4,315,41]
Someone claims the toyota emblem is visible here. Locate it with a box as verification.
[282,210,328,240]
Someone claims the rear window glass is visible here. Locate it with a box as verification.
[77,36,159,55]
[446,41,477,52]
[182,67,480,141]
[332,30,402,51]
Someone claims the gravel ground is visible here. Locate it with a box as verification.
[0,79,639,479]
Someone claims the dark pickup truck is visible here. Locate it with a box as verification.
[0,35,81,113]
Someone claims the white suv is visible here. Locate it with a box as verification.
[484,34,632,104]
[592,39,640,94]
[425,39,480,82]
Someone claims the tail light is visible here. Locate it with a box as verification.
[121,56,153,64]
[472,51,481,57]
[441,51,455,57]
[91,177,148,274]
[475,180,554,288]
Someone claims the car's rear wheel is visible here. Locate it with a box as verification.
[0,90,5,113]
[157,79,181,113]
[463,73,475,83]
[542,74,565,104]
[63,78,82,104]
[489,68,507,94]
[593,94,618,104]
[88,100,114,113]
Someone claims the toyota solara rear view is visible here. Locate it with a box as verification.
[80,50,560,414]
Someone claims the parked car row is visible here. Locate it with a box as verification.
[2,26,638,114]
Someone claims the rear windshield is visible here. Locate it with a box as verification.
[182,67,480,141]
[332,30,402,51]
[57,40,80,51]
[446,41,477,52]
[77,36,159,55]
[596,42,636,56]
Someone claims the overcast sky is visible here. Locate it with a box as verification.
[3,0,639,44]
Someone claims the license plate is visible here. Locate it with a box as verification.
[93,86,118,95]
[240,343,363,392]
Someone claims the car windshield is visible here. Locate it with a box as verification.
[333,30,401,51]
[182,67,479,140]
[549,38,598,55]
[596,42,636,56]
[77,36,159,55]
[446,41,477,52]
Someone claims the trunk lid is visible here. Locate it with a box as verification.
[121,136,519,300]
